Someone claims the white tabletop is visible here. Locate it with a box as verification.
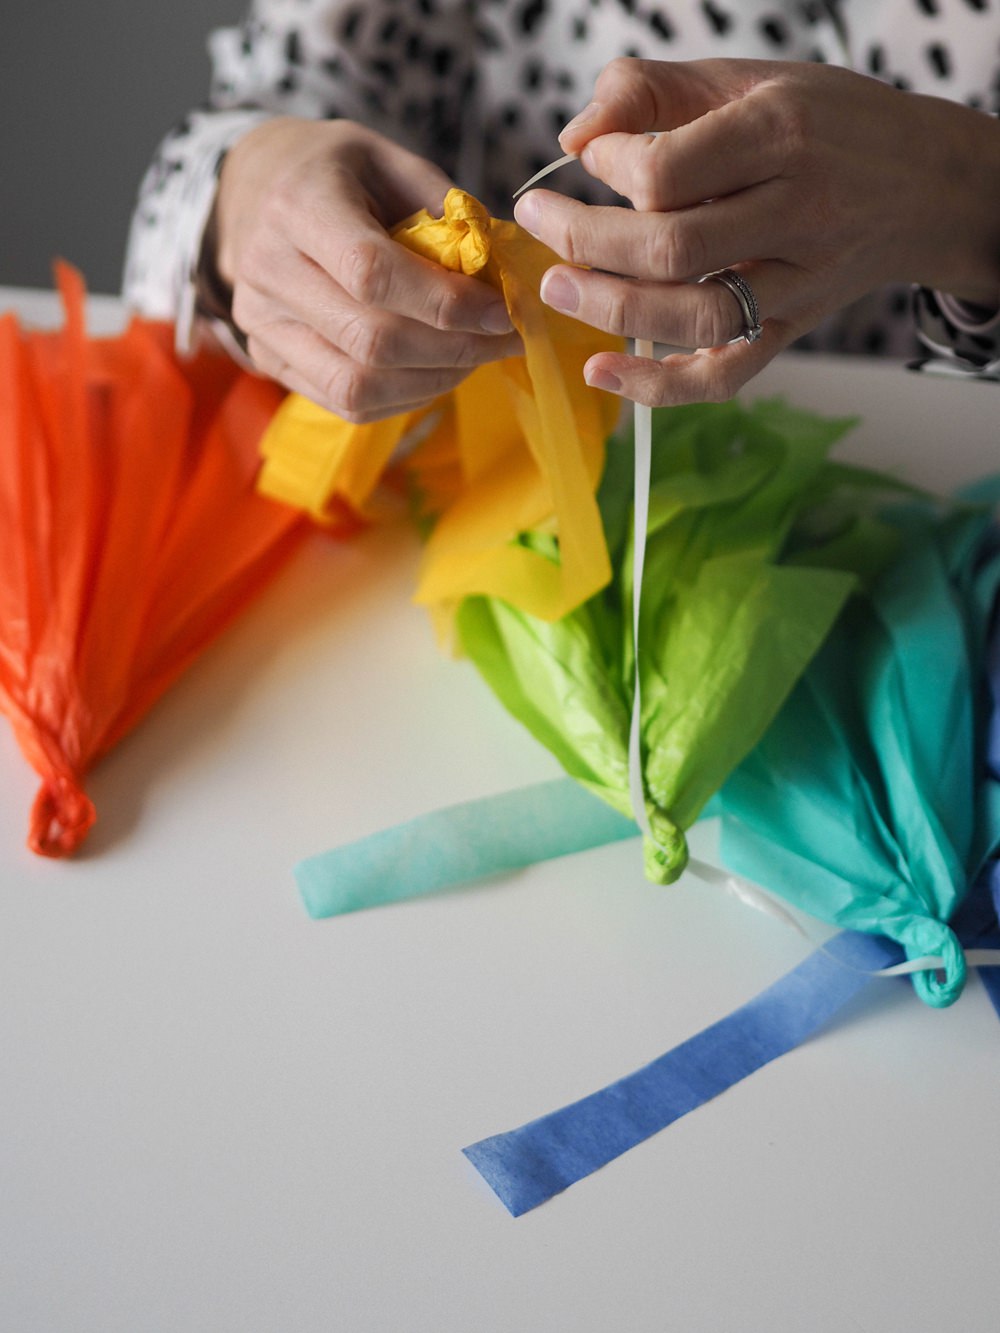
[2,289,999,1333]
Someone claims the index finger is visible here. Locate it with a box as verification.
[558,57,769,153]
[577,91,788,213]
[513,185,785,283]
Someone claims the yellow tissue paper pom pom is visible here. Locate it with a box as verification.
[256,188,623,624]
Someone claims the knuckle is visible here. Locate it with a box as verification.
[692,292,736,350]
[630,150,670,214]
[233,240,263,287]
[341,238,391,307]
[264,174,301,222]
[554,225,582,266]
[645,385,673,410]
[634,373,672,410]
[647,223,703,282]
[248,196,285,255]
[534,206,577,264]
[595,57,658,124]
[594,57,638,102]
[602,55,637,84]
[444,334,483,369]
[603,286,637,340]
[464,331,523,368]
[339,312,392,367]
[778,94,812,163]
[760,83,811,168]
[334,405,375,425]
[322,362,370,419]
[424,282,465,332]
[701,359,741,404]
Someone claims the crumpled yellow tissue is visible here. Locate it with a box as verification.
[256,188,622,623]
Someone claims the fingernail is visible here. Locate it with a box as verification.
[560,102,600,140]
[480,300,513,333]
[513,193,541,237]
[585,363,621,392]
[540,270,579,314]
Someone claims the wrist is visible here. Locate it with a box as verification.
[908,95,1000,307]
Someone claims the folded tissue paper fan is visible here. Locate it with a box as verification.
[0,265,306,855]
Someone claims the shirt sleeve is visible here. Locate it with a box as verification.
[122,106,272,348]
[911,287,1000,381]
[122,0,477,349]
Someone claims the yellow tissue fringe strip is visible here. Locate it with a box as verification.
[256,189,622,625]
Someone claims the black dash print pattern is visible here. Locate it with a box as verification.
[701,1,734,35]
[927,43,951,79]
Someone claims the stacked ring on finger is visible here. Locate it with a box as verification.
[697,268,763,345]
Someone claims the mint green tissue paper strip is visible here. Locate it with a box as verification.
[295,778,638,919]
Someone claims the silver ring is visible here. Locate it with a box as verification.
[698,268,763,345]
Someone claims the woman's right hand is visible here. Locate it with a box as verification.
[515,57,1000,409]
[207,117,520,423]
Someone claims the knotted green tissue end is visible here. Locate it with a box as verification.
[642,817,688,885]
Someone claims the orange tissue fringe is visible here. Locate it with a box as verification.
[0,263,308,856]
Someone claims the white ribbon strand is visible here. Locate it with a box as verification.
[627,344,656,847]
[512,152,578,199]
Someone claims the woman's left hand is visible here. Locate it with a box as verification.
[512,57,1000,406]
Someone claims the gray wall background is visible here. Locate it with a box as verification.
[4,1,242,294]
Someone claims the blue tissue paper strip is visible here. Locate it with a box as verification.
[463,929,902,1216]
[296,778,638,919]
[963,861,1000,1020]
[978,959,1000,1019]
